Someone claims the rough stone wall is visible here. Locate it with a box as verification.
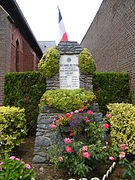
[46,71,93,91]
[81,0,135,103]
[33,105,63,163]
[33,103,102,163]
[0,7,12,105]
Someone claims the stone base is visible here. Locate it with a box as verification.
[33,103,103,164]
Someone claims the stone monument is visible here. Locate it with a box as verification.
[33,41,102,163]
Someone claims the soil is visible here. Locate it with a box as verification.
[14,136,123,180]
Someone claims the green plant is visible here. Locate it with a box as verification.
[38,47,60,78]
[0,106,26,158]
[49,135,121,178]
[49,110,135,178]
[119,158,135,180]
[93,72,131,114]
[39,89,95,113]
[4,72,46,134]
[0,154,35,180]
[78,48,96,75]
[107,103,135,155]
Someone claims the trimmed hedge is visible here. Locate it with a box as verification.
[0,106,26,158]
[3,71,131,134]
[38,47,60,78]
[40,89,95,113]
[4,72,46,134]
[93,72,131,114]
[108,103,135,155]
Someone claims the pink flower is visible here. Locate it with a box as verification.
[104,123,109,129]
[64,137,71,144]
[78,108,84,112]
[0,162,4,165]
[119,152,125,160]
[58,156,64,162]
[109,156,115,161]
[120,144,126,151]
[69,115,73,120]
[86,110,93,115]
[52,118,56,122]
[70,112,74,115]
[106,114,111,119]
[21,161,25,165]
[25,164,31,170]
[84,116,89,121]
[82,146,88,152]
[66,146,71,153]
[65,113,70,117]
[15,158,20,162]
[86,119,90,123]
[83,152,90,159]
[49,124,56,129]
[102,146,107,150]
[9,156,15,160]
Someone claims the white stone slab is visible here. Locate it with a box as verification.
[59,55,80,89]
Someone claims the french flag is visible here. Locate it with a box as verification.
[58,6,68,43]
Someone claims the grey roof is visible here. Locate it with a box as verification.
[56,41,82,55]
[38,41,56,54]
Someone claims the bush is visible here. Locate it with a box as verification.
[107,103,135,155]
[0,106,26,158]
[38,47,60,78]
[4,72,46,134]
[0,154,35,179]
[39,89,95,113]
[78,48,96,75]
[93,72,131,114]
[49,110,124,178]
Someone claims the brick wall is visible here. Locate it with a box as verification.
[0,6,40,105]
[81,0,135,103]
[0,7,12,105]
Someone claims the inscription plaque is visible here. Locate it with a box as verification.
[59,55,80,89]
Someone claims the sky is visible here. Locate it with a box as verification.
[16,0,103,43]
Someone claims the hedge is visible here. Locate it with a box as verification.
[93,72,131,114]
[0,106,26,158]
[4,72,46,134]
[40,89,95,113]
[108,103,135,155]
[3,71,130,134]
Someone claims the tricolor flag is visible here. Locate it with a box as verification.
[58,6,68,43]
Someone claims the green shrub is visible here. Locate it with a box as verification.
[107,103,135,155]
[0,154,35,179]
[78,48,96,75]
[93,72,131,114]
[3,72,46,134]
[38,47,60,78]
[40,89,95,113]
[0,106,26,158]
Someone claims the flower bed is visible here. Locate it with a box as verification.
[49,108,135,179]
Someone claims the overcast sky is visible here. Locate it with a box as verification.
[16,0,103,43]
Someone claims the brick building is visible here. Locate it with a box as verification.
[0,0,43,105]
[81,0,135,103]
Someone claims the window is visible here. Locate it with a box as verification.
[16,39,19,71]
